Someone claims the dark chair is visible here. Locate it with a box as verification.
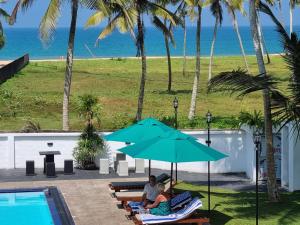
[26,160,35,176]
[46,162,56,178]
[64,160,74,175]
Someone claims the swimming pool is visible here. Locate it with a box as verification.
[0,188,74,225]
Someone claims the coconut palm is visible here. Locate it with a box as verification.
[208,1,297,202]
[208,0,222,81]
[86,0,178,120]
[182,8,187,76]
[0,1,11,50]
[155,0,184,92]
[224,0,249,72]
[13,0,99,131]
[187,0,204,120]
[289,0,300,37]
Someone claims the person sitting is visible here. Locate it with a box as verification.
[142,175,159,207]
[145,183,171,216]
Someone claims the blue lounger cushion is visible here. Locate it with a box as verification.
[139,197,202,224]
[170,191,192,210]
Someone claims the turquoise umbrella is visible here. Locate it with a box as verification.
[105,117,175,143]
[118,130,227,162]
[118,130,228,211]
[105,117,178,177]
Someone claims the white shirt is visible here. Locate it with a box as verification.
[143,183,159,201]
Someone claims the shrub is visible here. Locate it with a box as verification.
[73,94,104,169]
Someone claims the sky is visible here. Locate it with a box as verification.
[1,1,300,28]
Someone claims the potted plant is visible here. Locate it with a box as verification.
[73,94,104,169]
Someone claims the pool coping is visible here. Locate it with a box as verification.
[0,186,75,225]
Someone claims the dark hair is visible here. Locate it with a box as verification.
[149,175,156,180]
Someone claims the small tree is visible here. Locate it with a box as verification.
[73,94,104,169]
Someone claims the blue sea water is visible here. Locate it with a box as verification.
[0,26,299,59]
[0,191,54,225]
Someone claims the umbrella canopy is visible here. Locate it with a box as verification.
[104,117,176,143]
[118,130,227,163]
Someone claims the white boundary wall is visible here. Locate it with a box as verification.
[0,128,299,191]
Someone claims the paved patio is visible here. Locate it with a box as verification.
[0,168,256,225]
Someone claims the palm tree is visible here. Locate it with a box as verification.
[187,0,204,120]
[208,1,291,202]
[0,1,11,50]
[208,0,222,81]
[13,0,98,131]
[86,0,177,120]
[224,0,249,72]
[154,0,184,93]
[256,10,271,64]
[289,0,300,37]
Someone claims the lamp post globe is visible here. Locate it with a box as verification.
[206,111,212,124]
[173,97,178,109]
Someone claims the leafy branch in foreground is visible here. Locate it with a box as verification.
[208,2,300,136]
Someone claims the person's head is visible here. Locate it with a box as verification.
[157,183,165,193]
[149,175,156,186]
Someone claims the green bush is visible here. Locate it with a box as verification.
[73,94,104,169]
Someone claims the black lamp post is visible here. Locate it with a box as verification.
[254,129,261,225]
[206,111,212,216]
[173,97,179,182]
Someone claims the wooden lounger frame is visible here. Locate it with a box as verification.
[131,213,210,225]
[109,174,170,192]
[109,183,146,192]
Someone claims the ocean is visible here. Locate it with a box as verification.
[0,26,299,60]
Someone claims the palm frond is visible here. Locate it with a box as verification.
[152,16,175,47]
[0,21,5,49]
[97,13,120,40]
[148,2,181,26]
[0,8,10,21]
[207,68,277,97]
[39,0,62,43]
[85,11,106,28]
[80,0,98,9]
[210,0,222,25]
[10,0,36,25]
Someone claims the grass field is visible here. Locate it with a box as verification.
[0,55,290,131]
[175,182,300,225]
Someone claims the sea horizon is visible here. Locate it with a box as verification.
[1,26,299,60]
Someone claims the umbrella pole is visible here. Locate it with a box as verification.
[148,160,151,180]
[170,163,173,196]
[175,163,177,183]
[208,161,211,216]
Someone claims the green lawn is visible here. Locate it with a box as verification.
[175,182,300,225]
[0,55,290,131]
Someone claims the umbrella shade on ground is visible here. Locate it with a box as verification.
[104,117,176,143]
[118,130,227,163]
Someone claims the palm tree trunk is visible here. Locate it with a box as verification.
[135,11,146,121]
[208,18,218,81]
[249,0,279,202]
[182,15,187,76]
[164,20,172,93]
[62,0,78,131]
[188,5,202,120]
[290,1,293,37]
[165,35,172,92]
[231,9,249,72]
[256,11,270,64]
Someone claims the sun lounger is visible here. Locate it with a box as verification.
[115,180,173,208]
[125,191,192,214]
[132,197,209,225]
[109,173,170,192]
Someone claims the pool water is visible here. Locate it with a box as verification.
[0,191,54,225]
